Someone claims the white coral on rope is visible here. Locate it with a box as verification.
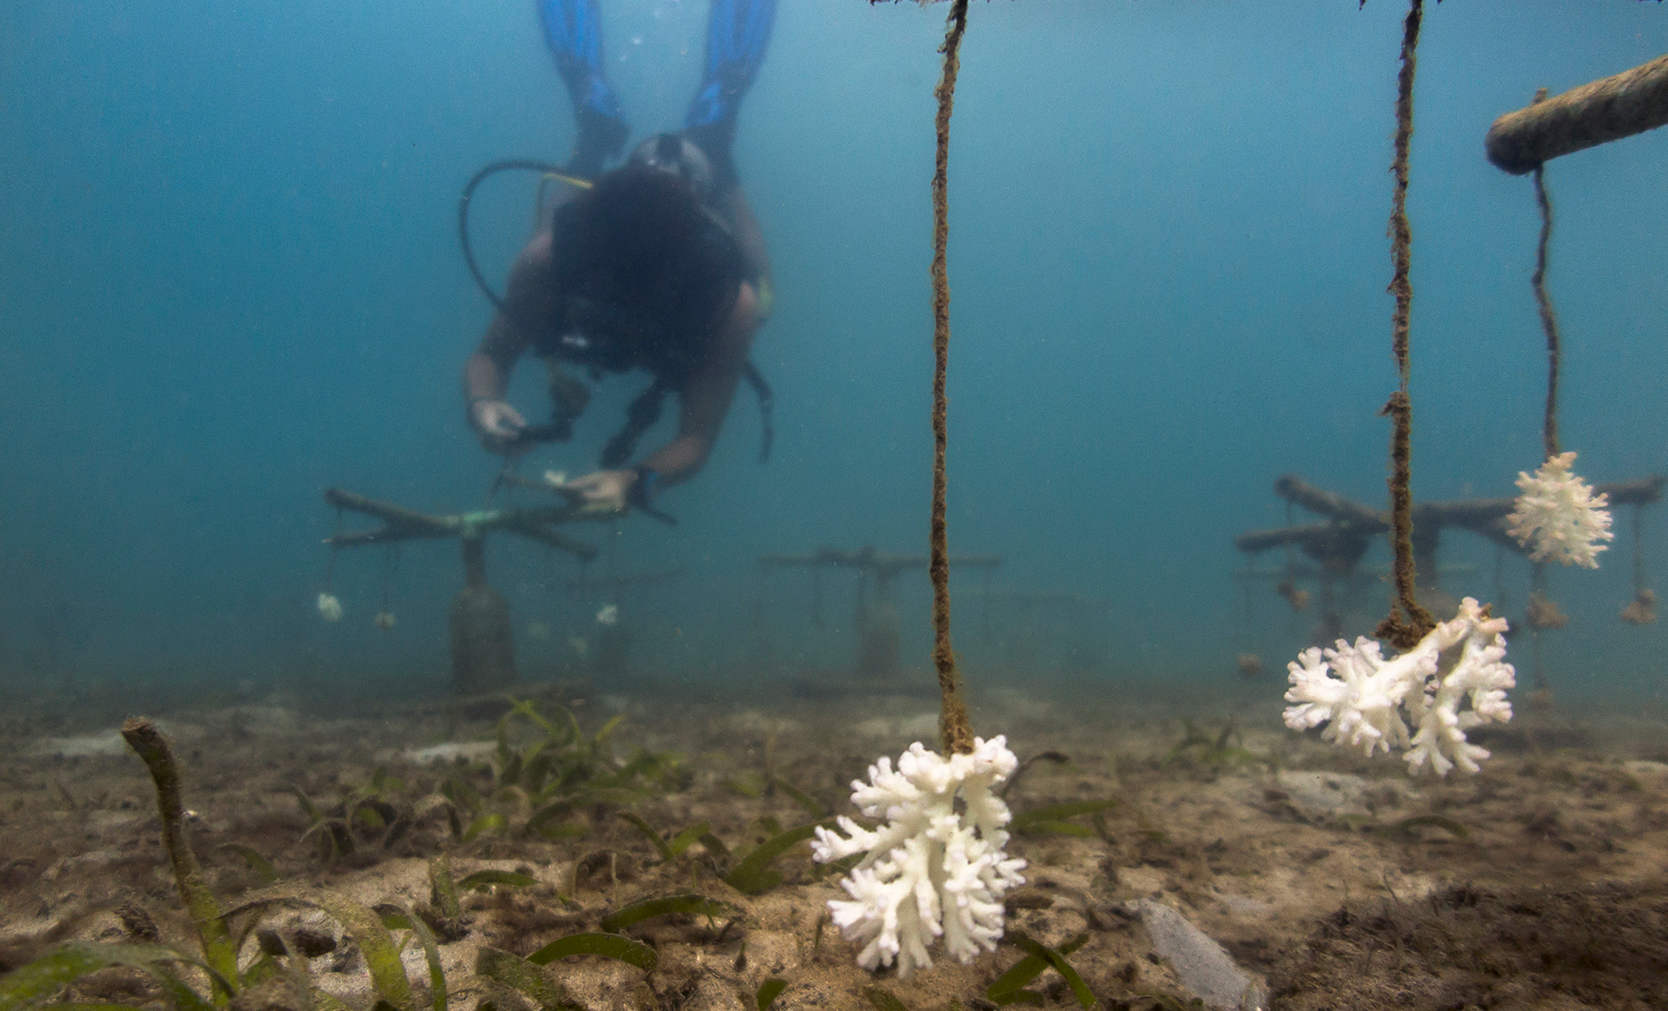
[1284,597,1515,776]
[1505,450,1613,568]
[316,593,344,623]
[811,735,1027,978]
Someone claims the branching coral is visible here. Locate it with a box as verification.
[811,735,1026,978]
[1506,451,1613,568]
[1284,597,1515,776]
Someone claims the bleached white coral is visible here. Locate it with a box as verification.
[1505,451,1613,568]
[1284,597,1515,776]
[316,593,343,623]
[811,735,1027,978]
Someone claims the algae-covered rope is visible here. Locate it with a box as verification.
[1633,504,1651,599]
[931,0,973,755]
[1375,0,1435,651]
[1531,151,1562,461]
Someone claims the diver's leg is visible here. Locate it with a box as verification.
[682,0,778,195]
[537,0,630,176]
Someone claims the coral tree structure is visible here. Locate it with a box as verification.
[811,735,1027,978]
[1506,451,1613,568]
[1284,597,1515,776]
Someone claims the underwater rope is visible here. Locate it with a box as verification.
[1633,505,1650,595]
[380,544,400,612]
[1531,150,1562,461]
[323,505,343,593]
[931,0,973,756]
[1525,86,1563,464]
[1375,0,1436,652]
[1623,504,1657,625]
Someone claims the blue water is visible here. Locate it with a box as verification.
[3,1,1666,707]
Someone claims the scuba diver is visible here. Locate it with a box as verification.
[463,0,778,518]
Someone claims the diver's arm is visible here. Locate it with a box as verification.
[465,324,532,447]
[721,188,772,292]
[639,280,761,485]
[614,186,768,480]
[564,282,761,513]
[464,233,553,447]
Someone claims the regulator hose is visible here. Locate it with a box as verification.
[457,159,586,315]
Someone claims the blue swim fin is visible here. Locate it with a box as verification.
[683,0,778,190]
[538,0,630,175]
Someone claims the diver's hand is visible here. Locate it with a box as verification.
[561,469,638,516]
[469,398,528,451]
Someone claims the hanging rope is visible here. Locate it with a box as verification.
[1622,504,1657,624]
[1634,505,1652,600]
[1527,87,1563,461]
[1525,562,1564,699]
[379,545,399,611]
[1375,0,1436,652]
[931,0,974,756]
[752,563,768,631]
[810,567,824,629]
[323,506,344,592]
[980,566,993,647]
[1274,499,1310,613]
[1386,4,1418,391]
[854,573,869,640]
[1492,543,1509,614]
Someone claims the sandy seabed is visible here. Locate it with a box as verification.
[3,675,1667,1011]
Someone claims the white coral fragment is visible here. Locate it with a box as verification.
[811,735,1027,978]
[1284,597,1515,776]
[316,593,343,623]
[1505,451,1613,568]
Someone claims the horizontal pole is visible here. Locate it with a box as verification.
[1239,475,1664,556]
[325,487,456,535]
[501,522,599,561]
[322,486,596,560]
[1233,522,1341,555]
[1486,54,1668,174]
[1273,475,1385,529]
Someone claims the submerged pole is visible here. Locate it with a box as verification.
[449,536,517,694]
[1486,53,1668,174]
